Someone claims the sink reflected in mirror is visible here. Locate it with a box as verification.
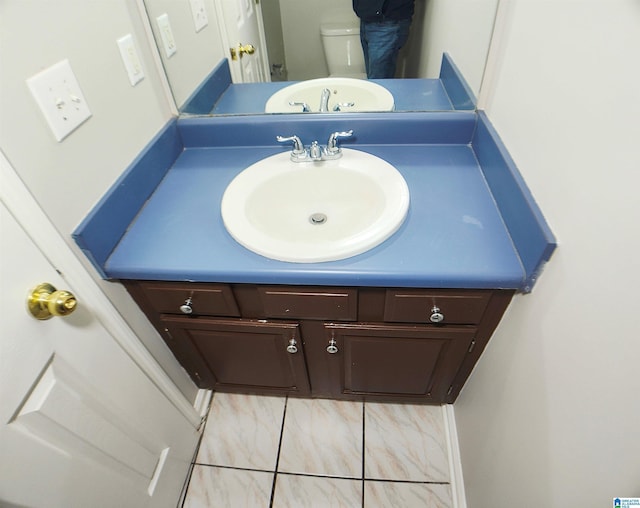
[139,0,499,115]
[221,149,410,262]
[264,78,395,113]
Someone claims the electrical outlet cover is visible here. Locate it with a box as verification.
[117,34,145,86]
[189,0,209,32]
[156,13,177,58]
[26,59,92,142]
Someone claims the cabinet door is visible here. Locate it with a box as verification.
[162,316,310,395]
[324,323,476,403]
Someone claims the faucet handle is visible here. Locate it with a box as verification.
[332,102,355,112]
[325,130,354,157]
[288,101,311,112]
[276,135,308,161]
[276,135,305,153]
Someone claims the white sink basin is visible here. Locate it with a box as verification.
[221,149,410,263]
[265,78,394,113]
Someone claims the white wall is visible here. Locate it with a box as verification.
[455,0,640,505]
[410,0,498,93]
[279,0,357,80]
[142,0,226,108]
[0,1,198,401]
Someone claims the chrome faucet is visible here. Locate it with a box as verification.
[288,101,310,112]
[324,130,353,159]
[276,135,308,161]
[276,130,353,162]
[288,91,354,113]
[309,141,322,160]
[319,88,331,112]
[333,102,355,112]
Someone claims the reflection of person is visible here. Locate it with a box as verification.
[353,0,416,79]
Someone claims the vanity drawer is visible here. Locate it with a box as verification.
[136,281,240,317]
[384,289,492,325]
[256,286,358,321]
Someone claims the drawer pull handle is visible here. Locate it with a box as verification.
[326,338,339,354]
[286,338,298,354]
[180,297,193,314]
[430,306,444,323]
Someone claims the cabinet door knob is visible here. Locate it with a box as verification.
[326,338,338,354]
[430,305,444,323]
[180,297,193,314]
[286,338,298,354]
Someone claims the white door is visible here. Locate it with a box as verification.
[216,0,270,82]
[0,160,199,507]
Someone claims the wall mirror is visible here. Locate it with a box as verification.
[140,0,499,116]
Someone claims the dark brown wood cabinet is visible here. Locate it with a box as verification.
[324,323,475,402]
[161,316,310,395]
[124,281,513,403]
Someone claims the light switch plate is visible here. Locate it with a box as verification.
[117,34,145,86]
[156,13,177,58]
[189,0,209,32]
[26,59,92,142]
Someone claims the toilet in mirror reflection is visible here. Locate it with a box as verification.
[320,22,366,78]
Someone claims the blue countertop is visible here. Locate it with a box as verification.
[105,144,522,287]
[74,112,555,291]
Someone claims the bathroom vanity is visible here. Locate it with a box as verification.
[123,281,512,403]
[74,111,554,405]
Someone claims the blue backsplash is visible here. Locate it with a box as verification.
[473,112,556,291]
[180,59,232,115]
[177,111,475,147]
[440,53,476,110]
[73,121,183,277]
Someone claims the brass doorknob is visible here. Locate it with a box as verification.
[28,283,77,320]
[230,43,255,60]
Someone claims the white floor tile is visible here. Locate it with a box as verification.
[183,396,458,508]
[365,403,449,482]
[365,481,452,508]
[278,398,363,478]
[273,474,362,508]
[184,465,273,508]
[196,392,286,470]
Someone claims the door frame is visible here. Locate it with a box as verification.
[254,0,271,80]
[0,149,208,427]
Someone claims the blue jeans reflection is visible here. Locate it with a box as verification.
[360,19,412,79]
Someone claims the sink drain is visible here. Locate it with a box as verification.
[309,213,328,225]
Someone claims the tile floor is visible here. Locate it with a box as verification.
[181,393,456,507]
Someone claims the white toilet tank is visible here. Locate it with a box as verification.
[320,22,366,78]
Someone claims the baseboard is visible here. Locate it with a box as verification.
[443,404,467,508]
[193,389,213,423]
